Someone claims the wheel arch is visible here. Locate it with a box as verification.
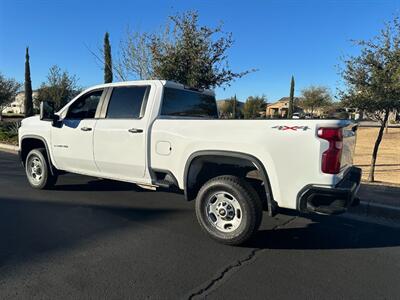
[20,135,56,176]
[183,150,277,216]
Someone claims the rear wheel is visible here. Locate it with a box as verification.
[195,175,263,245]
[25,148,57,189]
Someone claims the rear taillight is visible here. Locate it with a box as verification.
[318,127,343,174]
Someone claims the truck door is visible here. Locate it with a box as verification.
[51,89,104,174]
[93,85,150,181]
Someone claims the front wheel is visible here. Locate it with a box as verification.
[25,148,57,189]
[195,175,263,245]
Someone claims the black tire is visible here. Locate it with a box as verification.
[25,148,57,189]
[195,175,263,245]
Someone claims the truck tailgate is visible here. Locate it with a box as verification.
[341,122,358,171]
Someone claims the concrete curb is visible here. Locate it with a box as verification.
[344,184,400,227]
[344,205,400,228]
[350,201,400,217]
[0,142,19,153]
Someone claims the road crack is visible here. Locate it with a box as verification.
[186,248,260,300]
[186,216,297,299]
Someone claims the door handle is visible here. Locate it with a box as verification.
[81,127,92,131]
[128,128,143,133]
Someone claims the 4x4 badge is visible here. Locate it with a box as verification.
[272,125,310,131]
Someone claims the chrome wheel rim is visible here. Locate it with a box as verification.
[28,156,43,184]
[206,192,242,233]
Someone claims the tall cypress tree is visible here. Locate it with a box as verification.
[233,94,237,119]
[104,32,113,83]
[24,47,34,117]
[288,75,295,118]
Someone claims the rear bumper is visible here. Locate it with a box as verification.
[297,167,362,215]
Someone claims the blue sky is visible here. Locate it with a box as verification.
[1,0,399,101]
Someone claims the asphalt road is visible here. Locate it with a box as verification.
[1,151,400,299]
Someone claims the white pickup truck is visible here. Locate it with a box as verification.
[19,80,361,245]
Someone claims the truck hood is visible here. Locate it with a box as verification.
[21,115,41,126]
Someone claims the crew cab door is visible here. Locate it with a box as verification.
[93,85,150,181]
[51,89,105,174]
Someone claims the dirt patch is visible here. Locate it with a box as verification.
[354,127,400,185]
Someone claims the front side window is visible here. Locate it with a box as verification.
[106,86,148,119]
[66,90,103,119]
[161,88,218,118]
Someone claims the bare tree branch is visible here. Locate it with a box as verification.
[84,43,126,81]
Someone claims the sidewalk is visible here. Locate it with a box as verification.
[358,121,400,128]
[346,184,400,227]
[0,142,19,153]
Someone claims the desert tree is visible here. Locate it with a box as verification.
[36,65,80,110]
[242,95,267,119]
[300,86,332,116]
[118,11,255,89]
[340,16,400,181]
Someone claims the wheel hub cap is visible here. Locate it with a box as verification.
[206,192,242,233]
[28,157,43,183]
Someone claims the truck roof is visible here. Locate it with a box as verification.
[85,80,215,96]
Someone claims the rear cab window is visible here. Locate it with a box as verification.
[161,87,218,118]
[106,86,149,119]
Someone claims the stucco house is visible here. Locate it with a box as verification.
[266,97,303,118]
[1,90,39,115]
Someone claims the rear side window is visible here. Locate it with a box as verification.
[161,88,218,118]
[67,90,103,119]
[106,86,148,119]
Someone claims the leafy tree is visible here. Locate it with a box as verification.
[24,47,34,117]
[118,11,254,88]
[36,65,80,110]
[243,95,267,119]
[0,73,21,120]
[104,32,113,83]
[288,76,295,118]
[340,16,400,181]
[300,86,332,116]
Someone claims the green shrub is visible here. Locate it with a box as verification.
[0,121,19,145]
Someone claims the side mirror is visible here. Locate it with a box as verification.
[40,101,62,127]
[52,114,62,127]
[40,101,55,121]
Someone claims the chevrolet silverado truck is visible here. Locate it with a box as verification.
[18,80,361,245]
